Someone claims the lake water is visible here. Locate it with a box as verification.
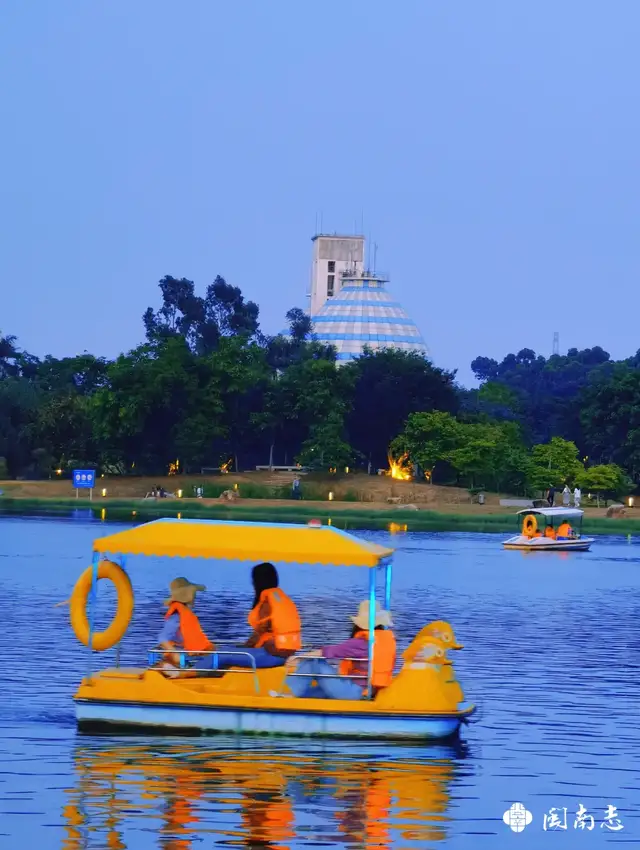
[1,515,639,849]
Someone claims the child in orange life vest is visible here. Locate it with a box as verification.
[158,577,216,670]
[215,562,302,670]
[283,600,396,700]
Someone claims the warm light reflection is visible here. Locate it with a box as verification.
[388,522,408,534]
[220,458,232,474]
[62,741,460,849]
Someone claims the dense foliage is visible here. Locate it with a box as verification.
[2,276,639,498]
[0,276,457,478]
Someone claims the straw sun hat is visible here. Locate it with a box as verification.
[164,576,206,606]
[351,600,393,630]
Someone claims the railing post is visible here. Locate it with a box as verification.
[384,560,392,610]
[86,551,99,681]
[367,566,376,700]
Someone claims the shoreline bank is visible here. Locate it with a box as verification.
[1,496,639,536]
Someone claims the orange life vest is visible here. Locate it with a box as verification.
[339,630,397,689]
[557,522,572,537]
[247,588,302,651]
[544,526,557,539]
[165,602,214,652]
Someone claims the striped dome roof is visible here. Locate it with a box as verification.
[311,274,428,362]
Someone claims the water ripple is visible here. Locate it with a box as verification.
[0,517,639,848]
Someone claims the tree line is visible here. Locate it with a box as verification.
[1,274,639,498]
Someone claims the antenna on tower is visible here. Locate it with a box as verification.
[552,331,560,356]
[373,242,378,273]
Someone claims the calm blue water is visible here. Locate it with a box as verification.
[1,515,639,849]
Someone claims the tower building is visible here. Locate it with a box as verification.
[308,234,428,363]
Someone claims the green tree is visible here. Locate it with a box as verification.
[580,365,640,481]
[256,354,352,468]
[347,350,459,472]
[0,378,40,475]
[297,411,355,471]
[391,411,463,483]
[448,421,529,492]
[576,464,631,507]
[27,393,96,471]
[530,437,583,492]
[91,337,225,473]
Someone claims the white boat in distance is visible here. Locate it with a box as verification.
[502,507,594,551]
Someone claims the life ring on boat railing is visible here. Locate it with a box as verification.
[69,560,134,651]
[522,514,538,538]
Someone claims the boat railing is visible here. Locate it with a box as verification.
[147,649,369,692]
[147,648,262,693]
[287,654,367,681]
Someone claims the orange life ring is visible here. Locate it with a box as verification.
[522,514,538,538]
[69,560,134,651]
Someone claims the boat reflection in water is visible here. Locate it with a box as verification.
[62,737,466,848]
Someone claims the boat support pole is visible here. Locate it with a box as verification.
[114,556,126,668]
[366,566,376,700]
[86,551,99,681]
[384,560,392,610]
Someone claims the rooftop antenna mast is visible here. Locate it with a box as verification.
[552,331,560,356]
[372,242,378,273]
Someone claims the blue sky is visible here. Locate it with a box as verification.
[1,1,638,385]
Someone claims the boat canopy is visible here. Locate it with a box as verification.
[92,518,394,568]
[516,507,584,519]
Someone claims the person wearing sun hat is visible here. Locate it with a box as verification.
[282,600,397,700]
[157,576,215,668]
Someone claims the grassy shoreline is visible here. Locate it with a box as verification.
[1,496,639,535]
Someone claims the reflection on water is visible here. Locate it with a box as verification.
[1,517,640,847]
[62,738,463,849]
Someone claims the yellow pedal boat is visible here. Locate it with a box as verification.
[69,519,475,740]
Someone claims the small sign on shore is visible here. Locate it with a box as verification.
[72,469,95,501]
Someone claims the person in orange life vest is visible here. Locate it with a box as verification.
[284,600,396,700]
[157,577,216,670]
[215,562,302,670]
[544,524,557,540]
[556,521,574,540]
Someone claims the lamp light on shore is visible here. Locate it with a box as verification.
[101,488,107,497]
[177,489,183,498]
[629,497,635,508]
[328,491,334,501]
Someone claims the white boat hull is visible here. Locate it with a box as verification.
[75,698,471,740]
[502,535,593,551]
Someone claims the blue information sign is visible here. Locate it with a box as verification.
[73,469,95,489]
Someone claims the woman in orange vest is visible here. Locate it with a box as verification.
[284,600,396,700]
[544,524,557,540]
[556,521,574,539]
[157,576,216,671]
[216,562,302,670]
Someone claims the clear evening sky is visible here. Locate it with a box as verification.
[1,1,638,386]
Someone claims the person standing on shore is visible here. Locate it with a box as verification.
[573,486,582,507]
[562,485,571,507]
[547,486,556,507]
